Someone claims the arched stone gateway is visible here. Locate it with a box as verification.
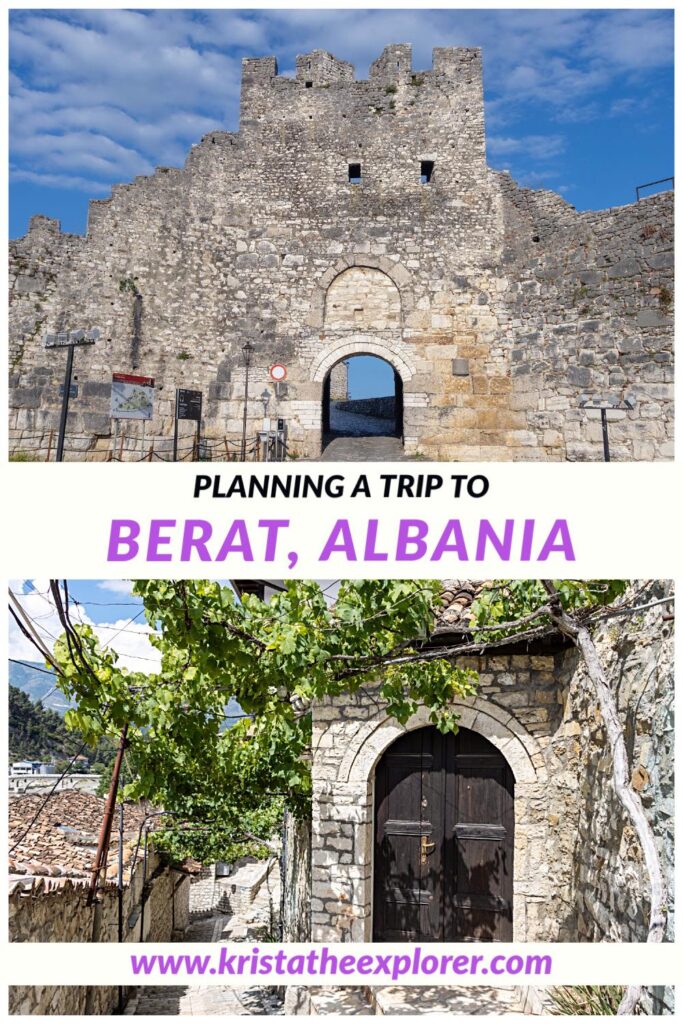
[310,336,415,385]
[309,336,418,457]
[311,697,551,943]
[304,262,422,456]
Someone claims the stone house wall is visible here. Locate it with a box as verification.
[561,580,675,1013]
[189,857,279,918]
[9,848,191,1016]
[8,45,673,462]
[310,582,674,957]
[189,861,218,914]
[214,859,279,917]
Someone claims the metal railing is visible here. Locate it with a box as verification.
[636,176,674,200]
[9,431,293,463]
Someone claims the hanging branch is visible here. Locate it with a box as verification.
[541,581,667,1016]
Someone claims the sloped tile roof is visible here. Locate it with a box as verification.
[8,790,151,887]
[435,580,486,630]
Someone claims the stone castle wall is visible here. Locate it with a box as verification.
[9,848,190,1015]
[8,45,673,461]
[334,395,395,419]
[311,582,674,960]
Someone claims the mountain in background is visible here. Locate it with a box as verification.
[9,660,73,713]
[9,662,245,766]
[9,684,118,766]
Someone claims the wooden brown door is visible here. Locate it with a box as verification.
[373,726,513,942]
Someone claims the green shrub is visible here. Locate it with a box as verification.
[549,986,624,1015]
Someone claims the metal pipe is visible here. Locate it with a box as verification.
[240,342,253,461]
[117,802,125,1014]
[139,825,149,942]
[601,408,610,462]
[636,176,674,200]
[117,803,125,942]
[56,343,75,462]
[87,725,128,906]
[173,390,179,462]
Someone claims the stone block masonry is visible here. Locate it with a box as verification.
[8,44,673,461]
[9,848,190,1016]
[310,580,674,990]
[561,580,674,1015]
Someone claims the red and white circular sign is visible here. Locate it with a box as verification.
[269,364,287,382]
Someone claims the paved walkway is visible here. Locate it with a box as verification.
[370,986,529,1015]
[320,435,408,461]
[126,915,283,1016]
[311,985,530,1015]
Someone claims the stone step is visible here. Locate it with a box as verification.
[320,436,408,461]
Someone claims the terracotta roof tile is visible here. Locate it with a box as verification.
[435,580,486,629]
[8,790,152,883]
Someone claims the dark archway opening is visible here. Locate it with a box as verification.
[322,354,403,446]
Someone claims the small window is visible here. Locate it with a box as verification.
[305,80,313,88]
[348,163,362,184]
[420,160,434,184]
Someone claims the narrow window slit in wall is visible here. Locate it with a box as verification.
[348,163,362,184]
[420,160,434,184]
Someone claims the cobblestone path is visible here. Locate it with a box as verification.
[320,435,408,461]
[125,915,282,1016]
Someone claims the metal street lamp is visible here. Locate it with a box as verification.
[578,393,636,462]
[240,341,254,460]
[43,327,99,461]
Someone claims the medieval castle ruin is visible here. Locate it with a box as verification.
[8,45,674,461]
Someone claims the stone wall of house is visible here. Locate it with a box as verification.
[9,984,122,1017]
[561,580,674,1014]
[189,861,219,914]
[188,857,279,918]
[214,859,279,918]
[8,45,673,462]
[9,848,190,1016]
[310,581,674,970]
[311,653,577,943]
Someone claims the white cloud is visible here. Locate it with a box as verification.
[8,9,672,201]
[97,580,135,596]
[488,134,566,161]
[8,582,160,675]
[10,168,115,194]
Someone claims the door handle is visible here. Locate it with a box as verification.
[421,835,436,864]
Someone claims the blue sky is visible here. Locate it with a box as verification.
[9,580,339,673]
[10,579,157,672]
[347,356,395,399]
[9,9,673,239]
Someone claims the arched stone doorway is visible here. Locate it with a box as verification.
[373,725,514,942]
[311,698,550,943]
[321,353,404,442]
